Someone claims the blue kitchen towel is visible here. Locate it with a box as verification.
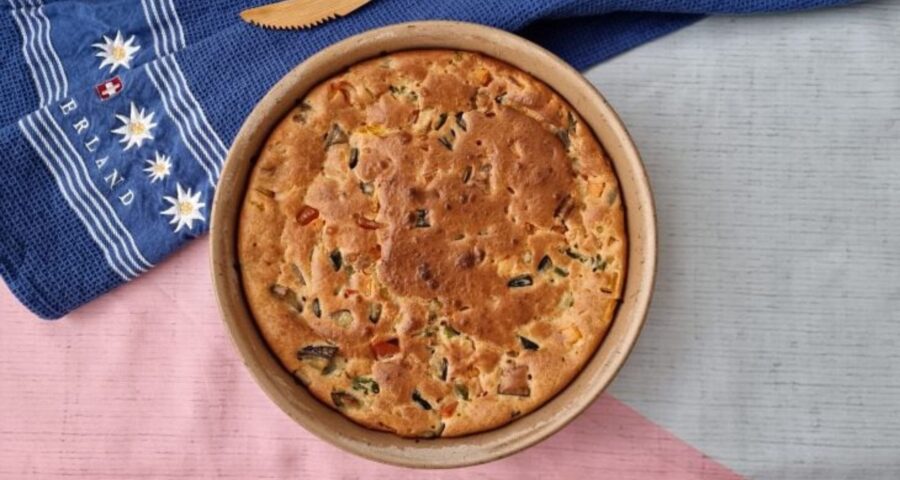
[0,0,854,319]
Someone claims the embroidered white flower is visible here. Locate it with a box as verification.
[112,102,157,151]
[144,152,173,183]
[161,183,206,233]
[93,31,140,73]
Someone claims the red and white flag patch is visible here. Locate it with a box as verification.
[95,76,124,101]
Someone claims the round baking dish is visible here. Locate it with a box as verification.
[210,21,656,468]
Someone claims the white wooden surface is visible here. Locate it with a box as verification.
[586,1,900,477]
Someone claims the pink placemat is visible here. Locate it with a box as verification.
[0,241,739,479]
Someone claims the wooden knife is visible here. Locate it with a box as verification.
[240,0,372,30]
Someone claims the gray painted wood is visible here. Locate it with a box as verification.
[586,1,900,477]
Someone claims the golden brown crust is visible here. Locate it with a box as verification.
[238,50,627,438]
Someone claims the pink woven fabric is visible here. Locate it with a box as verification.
[0,241,740,479]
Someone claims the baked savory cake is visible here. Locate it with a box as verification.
[238,50,626,438]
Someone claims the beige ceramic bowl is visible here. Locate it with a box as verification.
[210,21,656,468]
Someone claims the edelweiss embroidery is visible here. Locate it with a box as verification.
[93,31,140,73]
[161,183,205,232]
[144,152,173,183]
[112,102,157,151]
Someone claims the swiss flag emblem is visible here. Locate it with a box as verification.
[95,76,124,101]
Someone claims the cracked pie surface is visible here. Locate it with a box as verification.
[238,50,626,438]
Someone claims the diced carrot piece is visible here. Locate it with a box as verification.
[440,401,458,418]
[296,205,319,225]
[371,339,400,358]
[355,215,383,230]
